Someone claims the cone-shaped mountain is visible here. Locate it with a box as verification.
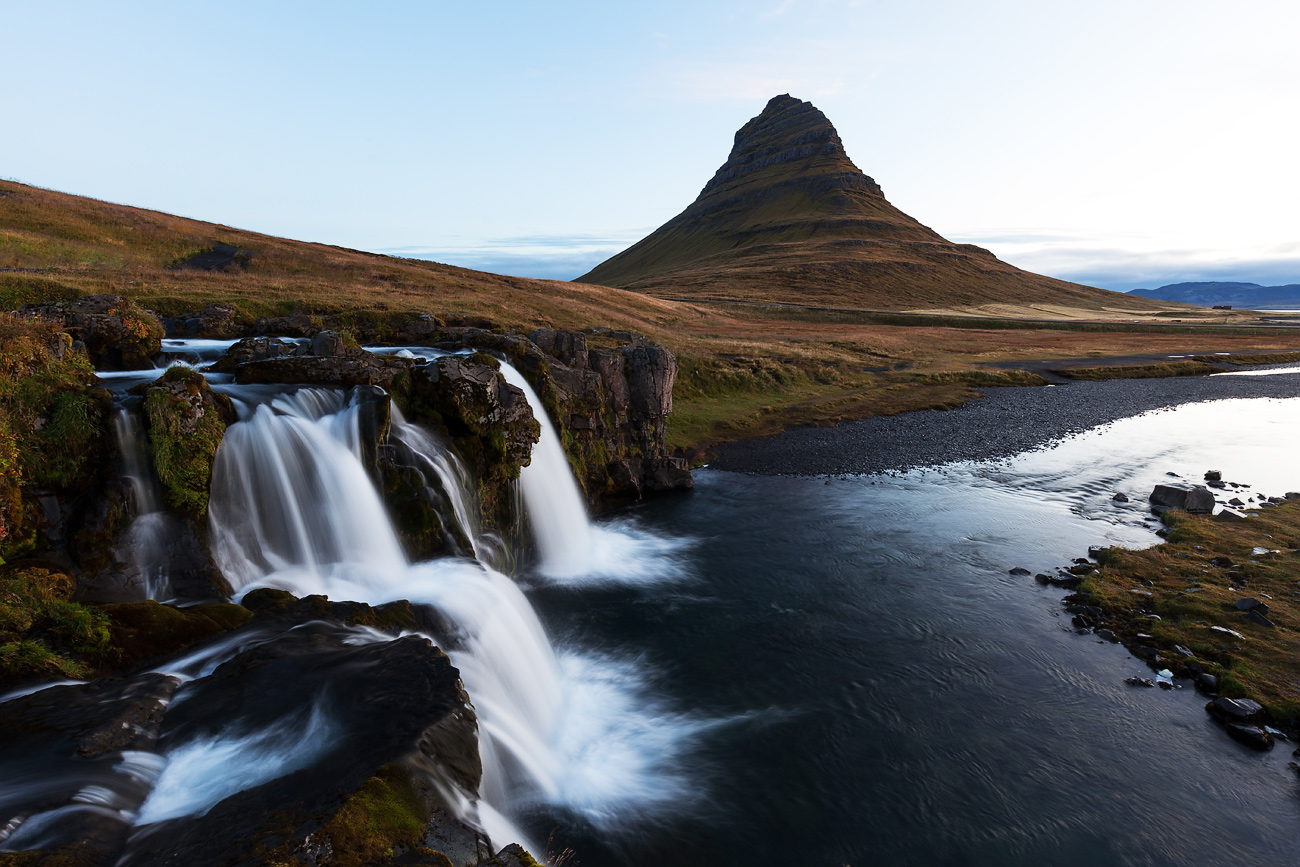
[579,95,1152,311]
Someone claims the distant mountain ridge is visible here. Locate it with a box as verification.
[1129,282,1300,309]
[579,94,1162,312]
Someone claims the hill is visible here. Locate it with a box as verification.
[578,95,1166,314]
[0,179,690,334]
[1129,282,1300,309]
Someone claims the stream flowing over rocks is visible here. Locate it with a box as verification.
[0,306,691,866]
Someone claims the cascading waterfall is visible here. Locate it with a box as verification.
[499,361,692,585]
[205,385,562,849]
[113,408,179,600]
[496,364,594,577]
[389,404,511,571]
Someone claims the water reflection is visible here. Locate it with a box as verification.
[530,396,1300,867]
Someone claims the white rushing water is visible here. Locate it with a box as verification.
[113,408,180,600]
[199,379,705,845]
[498,362,691,585]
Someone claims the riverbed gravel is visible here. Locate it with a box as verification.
[711,372,1300,476]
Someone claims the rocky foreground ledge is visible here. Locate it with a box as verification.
[0,297,694,867]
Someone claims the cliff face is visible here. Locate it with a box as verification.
[579,94,1157,312]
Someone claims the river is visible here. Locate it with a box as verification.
[3,342,1300,866]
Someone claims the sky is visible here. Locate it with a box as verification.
[3,0,1298,292]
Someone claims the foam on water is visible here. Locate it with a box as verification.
[135,703,335,824]
[204,382,699,848]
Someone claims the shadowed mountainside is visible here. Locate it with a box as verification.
[1129,281,1300,309]
[578,94,1165,313]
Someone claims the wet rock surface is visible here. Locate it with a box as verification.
[713,373,1300,475]
[0,605,488,867]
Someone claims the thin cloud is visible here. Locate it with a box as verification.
[950,229,1300,293]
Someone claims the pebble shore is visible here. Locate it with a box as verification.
[712,371,1300,476]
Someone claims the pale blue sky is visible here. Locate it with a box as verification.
[4,1,1297,291]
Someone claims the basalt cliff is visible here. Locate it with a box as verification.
[579,94,1155,312]
[0,298,689,867]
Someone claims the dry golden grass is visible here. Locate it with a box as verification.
[6,179,1300,454]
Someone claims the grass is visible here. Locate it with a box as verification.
[1051,361,1219,380]
[1069,502,1300,725]
[5,178,1300,458]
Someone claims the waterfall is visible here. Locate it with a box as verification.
[498,361,692,586]
[206,385,560,850]
[112,408,179,600]
[496,363,594,577]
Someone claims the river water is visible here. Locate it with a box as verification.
[522,398,1300,867]
[6,341,1300,865]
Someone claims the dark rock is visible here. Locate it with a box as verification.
[20,294,164,370]
[211,335,298,371]
[1208,556,1233,568]
[1111,492,1129,502]
[1228,497,1245,506]
[1096,629,1117,642]
[1234,597,1267,613]
[1149,484,1215,513]
[1225,723,1275,750]
[1244,608,1275,628]
[1205,470,1222,481]
[1207,696,1266,724]
[1034,573,1052,584]
[237,346,411,391]
[1008,567,1031,576]
[1197,673,1219,693]
[161,302,240,339]
[1125,676,1155,687]
[124,623,481,867]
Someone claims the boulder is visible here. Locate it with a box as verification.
[1149,484,1215,513]
[20,294,164,370]
[210,335,299,372]
[140,366,235,517]
[1207,696,1266,725]
[235,337,411,391]
[160,302,240,339]
[1225,723,1275,751]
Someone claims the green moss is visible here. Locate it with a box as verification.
[142,367,228,517]
[0,568,111,686]
[313,764,437,867]
[102,600,252,667]
[0,315,106,557]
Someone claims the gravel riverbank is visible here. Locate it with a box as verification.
[711,371,1300,476]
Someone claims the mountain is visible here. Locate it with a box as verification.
[579,95,1163,312]
[1129,282,1300,309]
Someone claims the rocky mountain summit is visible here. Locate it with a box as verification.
[580,94,1156,311]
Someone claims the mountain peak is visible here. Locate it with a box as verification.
[578,96,1152,312]
[699,94,871,200]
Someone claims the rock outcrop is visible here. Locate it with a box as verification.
[20,294,164,370]
[0,599,507,867]
[578,94,1164,312]
[413,326,692,507]
[232,329,410,391]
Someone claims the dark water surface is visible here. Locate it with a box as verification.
[524,399,1300,867]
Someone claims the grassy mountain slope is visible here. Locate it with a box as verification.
[579,95,1167,314]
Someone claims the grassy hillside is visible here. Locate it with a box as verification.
[6,178,1300,457]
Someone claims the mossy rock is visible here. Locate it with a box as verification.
[101,599,252,668]
[0,567,112,687]
[0,315,107,558]
[142,366,232,517]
